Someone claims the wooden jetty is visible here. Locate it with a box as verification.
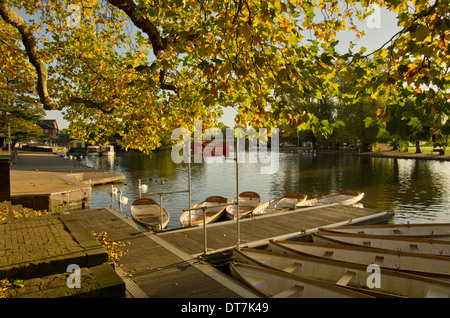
[71,204,392,298]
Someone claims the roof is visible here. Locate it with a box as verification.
[37,119,59,130]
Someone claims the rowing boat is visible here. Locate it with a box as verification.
[229,262,373,298]
[130,198,170,231]
[321,223,450,240]
[313,232,450,257]
[233,248,450,297]
[269,240,450,280]
[226,191,261,220]
[295,190,364,208]
[179,196,228,227]
[252,192,307,217]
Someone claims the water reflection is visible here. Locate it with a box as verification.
[82,150,450,228]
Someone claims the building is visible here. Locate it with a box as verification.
[37,119,59,136]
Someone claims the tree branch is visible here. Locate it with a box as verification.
[107,0,177,92]
[0,0,61,110]
[69,97,115,114]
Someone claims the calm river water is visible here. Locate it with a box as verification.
[81,150,450,228]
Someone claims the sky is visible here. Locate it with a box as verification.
[45,5,401,130]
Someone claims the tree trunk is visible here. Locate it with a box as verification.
[415,140,421,153]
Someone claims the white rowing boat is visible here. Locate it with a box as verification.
[233,248,450,297]
[321,223,450,240]
[269,240,450,281]
[130,198,170,231]
[313,232,450,257]
[295,190,364,208]
[252,192,307,217]
[229,262,373,298]
[179,196,228,227]
[226,191,261,220]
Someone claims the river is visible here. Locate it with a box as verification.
[81,150,450,228]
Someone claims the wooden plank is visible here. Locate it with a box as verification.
[70,208,258,298]
[158,205,391,256]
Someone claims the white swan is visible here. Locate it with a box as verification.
[139,179,148,193]
[118,190,128,206]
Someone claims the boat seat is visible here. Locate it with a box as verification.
[273,285,304,298]
[336,271,356,286]
[374,256,384,266]
[283,262,303,273]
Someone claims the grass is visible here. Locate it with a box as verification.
[404,144,450,156]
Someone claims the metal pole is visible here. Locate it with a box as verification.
[188,162,192,227]
[159,193,163,231]
[7,123,11,156]
[236,142,240,248]
[138,179,142,198]
[202,206,207,255]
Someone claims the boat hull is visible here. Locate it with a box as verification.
[226,191,261,220]
[179,196,228,227]
[295,190,364,208]
[269,240,450,281]
[253,192,307,217]
[233,248,450,298]
[313,232,450,257]
[321,223,450,240]
[131,198,170,231]
[230,262,373,298]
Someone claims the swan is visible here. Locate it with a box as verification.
[138,179,148,193]
[111,185,118,197]
[118,190,128,206]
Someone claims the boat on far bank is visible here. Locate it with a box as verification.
[87,145,101,156]
[101,145,115,157]
[130,198,170,231]
[226,191,261,220]
[295,190,364,208]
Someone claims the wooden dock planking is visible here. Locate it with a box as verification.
[70,204,392,298]
[158,204,391,255]
[70,208,256,298]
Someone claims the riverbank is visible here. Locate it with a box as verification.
[9,151,126,212]
[280,146,450,161]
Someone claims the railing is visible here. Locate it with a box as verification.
[182,202,239,255]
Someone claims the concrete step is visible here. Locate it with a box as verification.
[3,263,126,298]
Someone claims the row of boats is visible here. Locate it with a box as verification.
[230,222,450,298]
[129,190,364,231]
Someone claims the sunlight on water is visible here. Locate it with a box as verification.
[83,151,450,228]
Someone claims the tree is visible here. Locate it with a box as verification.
[0,0,448,153]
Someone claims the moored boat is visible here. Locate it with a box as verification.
[321,223,450,240]
[252,192,307,217]
[233,248,450,297]
[229,262,373,298]
[86,145,101,156]
[313,232,450,257]
[226,191,261,220]
[269,240,450,281]
[295,190,364,208]
[101,145,115,156]
[179,196,228,227]
[130,198,170,231]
